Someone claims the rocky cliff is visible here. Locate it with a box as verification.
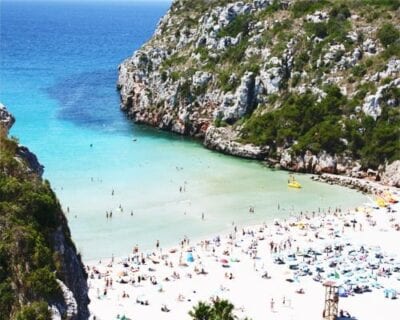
[118,0,399,178]
[0,104,89,319]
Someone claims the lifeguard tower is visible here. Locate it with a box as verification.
[322,281,339,320]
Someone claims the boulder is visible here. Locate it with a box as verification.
[204,126,268,159]
[382,160,400,187]
[0,103,15,133]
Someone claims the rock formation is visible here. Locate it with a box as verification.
[0,103,89,319]
[118,0,399,176]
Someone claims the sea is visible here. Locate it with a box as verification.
[0,0,368,261]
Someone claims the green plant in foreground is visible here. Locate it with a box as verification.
[189,299,247,320]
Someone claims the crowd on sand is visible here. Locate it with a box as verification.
[87,188,400,320]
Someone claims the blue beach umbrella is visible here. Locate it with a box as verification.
[187,252,194,263]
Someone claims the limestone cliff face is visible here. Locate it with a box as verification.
[118,0,399,174]
[0,104,89,319]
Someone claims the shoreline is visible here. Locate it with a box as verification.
[86,186,400,320]
[312,173,395,194]
[120,119,399,191]
[83,172,392,264]
[83,181,367,265]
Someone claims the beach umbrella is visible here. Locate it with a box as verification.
[349,251,358,257]
[187,252,194,263]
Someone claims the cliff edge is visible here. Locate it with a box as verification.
[0,103,89,319]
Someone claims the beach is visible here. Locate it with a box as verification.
[86,185,400,320]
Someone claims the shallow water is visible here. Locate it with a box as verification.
[0,1,368,260]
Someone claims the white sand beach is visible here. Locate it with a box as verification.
[87,187,400,320]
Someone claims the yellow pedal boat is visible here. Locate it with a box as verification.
[376,197,387,208]
[288,180,302,189]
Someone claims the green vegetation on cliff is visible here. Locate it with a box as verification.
[0,129,82,319]
[241,85,400,167]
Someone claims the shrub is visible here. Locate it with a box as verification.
[194,46,209,62]
[291,73,301,87]
[218,70,240,93]
[362,0,400,10]
[0,280,14,318]
[294,51,310,71]
[352,64,367,78]
[25,267,60,299]
[22,191,57,228]
[291,0,329,18]
[305,22,328,38]
[329,4,351,20]
[381,42,400,59]
[15,301,51,320]
[260,0,281,17]
[170,71,181,82]
[377,23,400,47]
[326,17,351,43]
[296,119,345,154]
[218,14,251,38]
[161,71,168,82]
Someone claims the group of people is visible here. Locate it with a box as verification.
[87,186,399,319]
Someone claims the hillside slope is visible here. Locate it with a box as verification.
[0,104,89,319]
[118,0,399,176]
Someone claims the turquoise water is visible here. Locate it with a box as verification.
[0,1,367,261]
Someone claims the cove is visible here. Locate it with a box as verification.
[0,1,367,261]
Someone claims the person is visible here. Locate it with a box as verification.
[270,298,275,312]
[161,304,170,312]
[201,212,205,220]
